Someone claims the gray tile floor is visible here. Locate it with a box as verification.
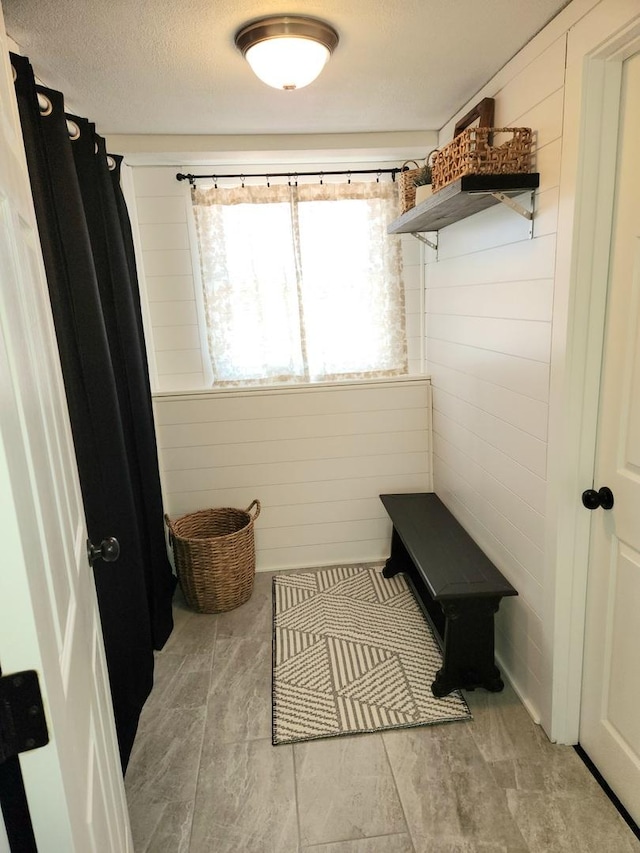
[125,570,640,852]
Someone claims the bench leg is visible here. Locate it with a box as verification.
[433,665,504,698]
[382,558,399,579]
[431,597,505,697]
[382,527,408,579]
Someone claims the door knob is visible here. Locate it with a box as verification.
[581,487,614,510]
[87,537,120,566]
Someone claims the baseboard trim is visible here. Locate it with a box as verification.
[494,650,542,726]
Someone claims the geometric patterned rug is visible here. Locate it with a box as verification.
[272,565,471,745]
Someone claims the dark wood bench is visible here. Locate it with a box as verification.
[380,492,517,698]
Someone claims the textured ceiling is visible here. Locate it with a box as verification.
[4,0,570,136]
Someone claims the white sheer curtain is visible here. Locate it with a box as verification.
[191,179,408,386]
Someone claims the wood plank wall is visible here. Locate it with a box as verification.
[133,167,207,390]
[130,164,431,572]
[426,35,568,717]
[154,379,432,571]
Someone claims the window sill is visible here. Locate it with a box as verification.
[151,373,431,401]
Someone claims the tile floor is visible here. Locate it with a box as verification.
[125,570,640,852]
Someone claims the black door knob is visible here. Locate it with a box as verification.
[581,487,614,511]
[87,537,120,566]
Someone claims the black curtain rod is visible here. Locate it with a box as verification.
[176,167,402,186]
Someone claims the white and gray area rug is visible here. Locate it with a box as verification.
[272,565,471,745]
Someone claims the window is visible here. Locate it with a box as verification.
[191,179,408,387]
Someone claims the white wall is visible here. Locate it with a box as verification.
[425,38,566,718]
[421,0,640,733]
[132,167,207,391]
[130,162,430,574]
[154,379,431,571]
[424,31,568,725]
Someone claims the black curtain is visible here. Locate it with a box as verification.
[11,54,176,769]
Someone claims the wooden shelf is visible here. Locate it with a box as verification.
[388,173,540,234]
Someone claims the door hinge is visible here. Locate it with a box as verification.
[0,671,49,764]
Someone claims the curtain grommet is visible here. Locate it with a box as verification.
[37,93,52,116]
[66,119,80,140]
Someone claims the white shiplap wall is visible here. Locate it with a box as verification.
[131,163,430,573]
[425,34,569,720]
[132,166,425,392]
[132,168,207,391]
[154,379,431,571]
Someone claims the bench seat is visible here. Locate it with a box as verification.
[380,492,517,697]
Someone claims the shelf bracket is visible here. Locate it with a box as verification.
[490,191,533,221]
[411,233,438,252]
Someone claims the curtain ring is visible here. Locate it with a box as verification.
[377,170,381,183]
[347,171,351,185]
[11,62,17,83]
[266,175,270,188]
[319,171,324,185]
[241,175,245,188]
[37,93,53,116]
[66,119,80,140]
[107,155,116,171]
[294,173,298,187]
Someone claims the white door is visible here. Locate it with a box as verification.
[0,12,133,853]
[580,50,640,825]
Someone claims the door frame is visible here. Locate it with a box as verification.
[547,11,640,744]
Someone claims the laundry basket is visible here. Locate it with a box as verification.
[165,499,260,613]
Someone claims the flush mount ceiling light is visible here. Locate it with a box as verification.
[234,15,339,91]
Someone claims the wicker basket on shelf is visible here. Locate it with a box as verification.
[398,160,421,213]
[165,500,260,613]
[431,127,533,193]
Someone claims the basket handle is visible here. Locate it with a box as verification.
[164,513,175,548]
[403,153,438,174]
[245,499,261,520]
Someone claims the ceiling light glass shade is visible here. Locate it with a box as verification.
[235,16,339,91]
[245,38,330,90]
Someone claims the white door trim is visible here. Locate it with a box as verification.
[547,13,640,744]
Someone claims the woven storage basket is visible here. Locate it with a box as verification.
[431,127,533,193]
[165,500,260,613]
[398,160,421,213]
